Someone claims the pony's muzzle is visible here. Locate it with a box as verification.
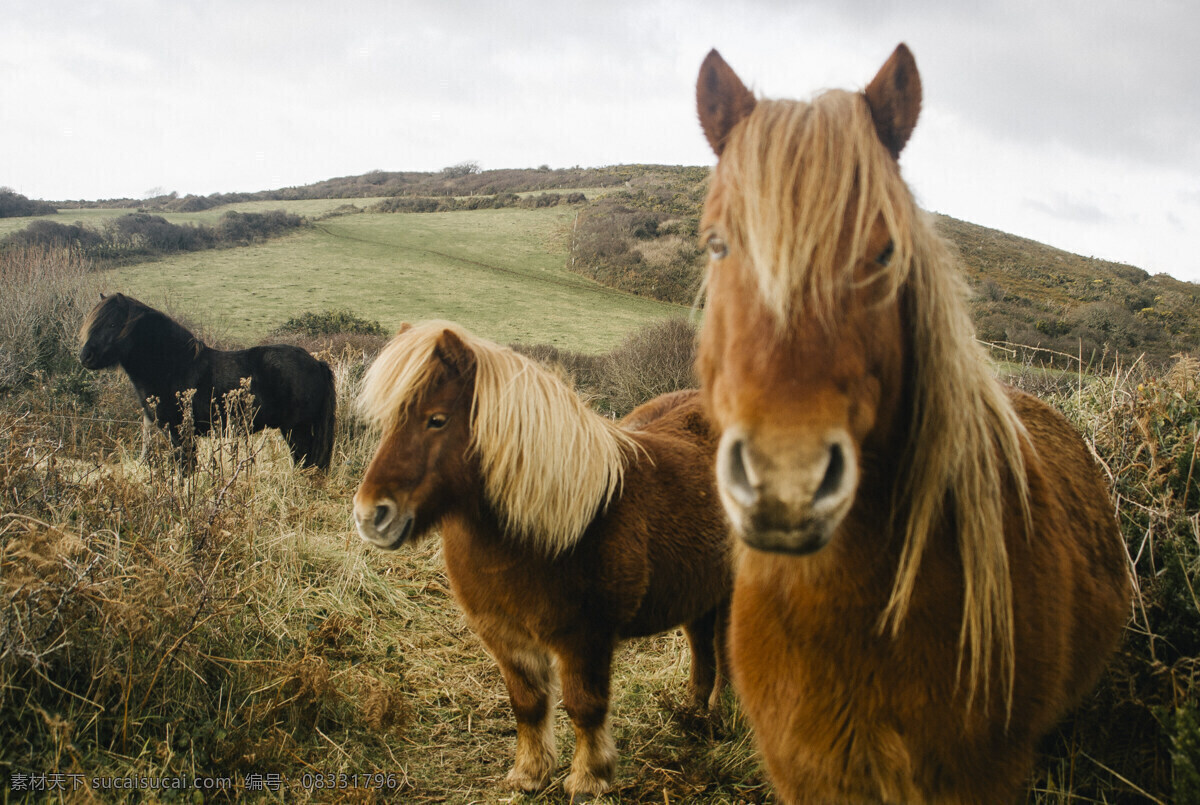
[79,346,98,369]
[715,425,857,554]
[353,495,414,550]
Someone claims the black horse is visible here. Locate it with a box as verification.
[79,293,336,470]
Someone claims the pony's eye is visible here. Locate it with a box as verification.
[706,235,729,260]
[876,240,895,267]
[427,413,448,430]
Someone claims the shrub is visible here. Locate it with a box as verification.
[216,210,306,244]
[107,212,213,253]
[0,246,96,392]
[441,161,481,179]
[1042,356,1200,799]
[1,211,306,266]
[571,199,705,304]
[172,194,222,212]
[511,342,606,397]
[3,220,104,252]
[600,317,698,416]
[512,318,698,417]
[273,309,388,338]
[0,188,57,218]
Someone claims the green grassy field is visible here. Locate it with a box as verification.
[99,206,687,351]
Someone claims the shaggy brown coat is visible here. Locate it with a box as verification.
[353,321,731,798]
[695,45,1131,803]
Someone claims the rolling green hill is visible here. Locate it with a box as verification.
[99,205,685,352]
[4,164,1195,363]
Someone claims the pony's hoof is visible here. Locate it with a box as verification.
[564,768,612,801]
[503,767,551,793]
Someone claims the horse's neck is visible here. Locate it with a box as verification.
[122,318,206,386]
[439,504,542,576]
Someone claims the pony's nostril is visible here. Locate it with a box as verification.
[724,437,759,508]
[813,442,845,503]
[373,502,395,530]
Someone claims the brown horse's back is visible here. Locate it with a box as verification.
[1008,388,1129,722]
[621,389,708,434]
[610,390,729,637]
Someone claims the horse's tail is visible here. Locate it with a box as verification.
[309,360,337,470]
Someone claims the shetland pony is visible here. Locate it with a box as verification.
[693,46,1130,803]
[79,293,336,470]
[353,321,731,798]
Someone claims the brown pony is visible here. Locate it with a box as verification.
[693,45,1131,803]
[352,321,731,798]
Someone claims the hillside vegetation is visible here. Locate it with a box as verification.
[561,166,1198,364]
[12,163,1195,364]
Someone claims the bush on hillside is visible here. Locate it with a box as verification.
[1,210,307,266]
[107,212,214,253]
[215,210,306,244]
[571,199,705,304]
[269,309,390,357]
[273,309,387,338]
[368,192,584,215]
[3,220,105,253]
[1035,356,1200,798]
[515,317,698,417]
[511,342,606,399]
[600,317,698,416]
[0,188,57,218]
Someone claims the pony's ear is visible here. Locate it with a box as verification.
[434,329,477,379]
[697,49,757,156]
[864,43,921,159]
[99,292,107,300]
[396,322,413,336]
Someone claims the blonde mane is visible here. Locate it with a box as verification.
[358,321,639,556]
[710,91,1031,709]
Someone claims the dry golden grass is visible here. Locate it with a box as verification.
[0,347,764,803]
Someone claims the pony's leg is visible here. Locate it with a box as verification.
[139,414,154,463]
[282,427,315,468]
[558,639,618,798]
[683,609,719,709]
[489,642,557,792]
[713,599,731,707]
[683,606,727,710]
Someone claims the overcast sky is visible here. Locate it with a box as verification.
[3,1,1197,281]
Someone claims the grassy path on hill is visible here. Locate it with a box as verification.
[101,207,688,352]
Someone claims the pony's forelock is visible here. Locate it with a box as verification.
[708,91,915,326]
[356,326,444,434]
[358,321,639,556]
[711,87,1032,711]
[79,294,125,344]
